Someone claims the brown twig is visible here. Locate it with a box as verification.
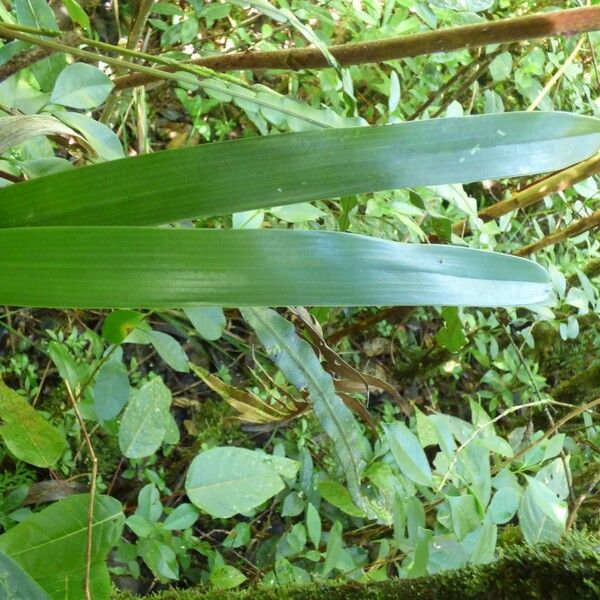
[566,469,600,529]
[64,380,97,600]
[431,52,497,118]
[408,48,496,120]
[453,153,600,236]
[0,46,53,82]
[527,36,585,112]
[514,208,600,257]
[113,7,600,89]
[0,31,81,84]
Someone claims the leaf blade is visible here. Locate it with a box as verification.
[0,228,552,308]
[0,112,597,228]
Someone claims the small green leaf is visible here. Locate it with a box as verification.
[102,310,145,344]
[55,110,125,160]
[62,0,90,29]
[184,307,226,341]
[477,436,514,458]
[318,481,366,518]
[448,495,481,540]
[47,341,79,390]
[489,51,513,82]
[305,503,321,549]
[281,491,305,518]
[125,514,154,538]
[50,63,113,109]
[518,476,567,544]
[406,527,432,578]
[163,503,199,530]
[269,203,325,223]
[93,353,130,421]
[145,330,189,373]
[465,517,497,565]
[384,422,433,487]
[435,307,467,353]
[139,539,178,580]
[136,484,162,523]
[488,487,521,525]
[322,521,343,577]
[210,564,246,590]
[118,378,172,458]
[15,0,66,91]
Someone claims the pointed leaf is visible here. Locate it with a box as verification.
[0,494,124,600]
[118,377,171,458]
[384,422,433,487]
[50,64,113,109]
[1,112,598,228]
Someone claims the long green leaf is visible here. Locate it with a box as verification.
[242,307,370,504]
[0,494,124,600]
[0,228,551,308]
[0,112,598,227]
[201,78,362,130]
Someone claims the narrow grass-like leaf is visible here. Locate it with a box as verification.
[0,228,551,308]
[227,0,337,67]
[0,112,597,227]
[191,364,308,423]
[242,308,369,503]
[200,78,360,132]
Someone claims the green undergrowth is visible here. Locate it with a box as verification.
[114,533,600,600]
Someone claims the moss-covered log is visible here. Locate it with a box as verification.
[114,533,600,600]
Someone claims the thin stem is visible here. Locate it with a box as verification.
[64,380,97,600]
[527,36,585,111]
[453,153,600,236]
[509,397,600,466]
[436,399,553,493]
[514,208,600,256]
[566,469,600,529]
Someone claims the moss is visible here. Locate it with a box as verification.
[554,362,600,404]
[113,532,600,600]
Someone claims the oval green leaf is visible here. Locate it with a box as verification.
[50,63,113,109]
[185,447,299,518]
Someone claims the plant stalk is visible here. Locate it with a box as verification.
[113,6,600,88]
